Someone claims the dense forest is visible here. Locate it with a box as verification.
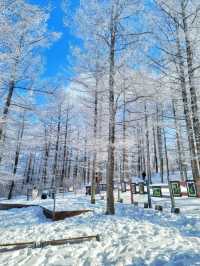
[1,0,200,215]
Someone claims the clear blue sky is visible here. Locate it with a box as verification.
[29,0,80,79]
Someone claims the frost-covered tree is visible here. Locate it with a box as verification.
[0,0,60,163]
[151,0,200,182]
[73,0,150,214]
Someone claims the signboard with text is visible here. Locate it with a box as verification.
[170,181,181,197]
[186,180,197,197]
[152,186,162,197]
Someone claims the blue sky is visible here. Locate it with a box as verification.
[29,0,80,79]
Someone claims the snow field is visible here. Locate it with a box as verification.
[0,192,200,265]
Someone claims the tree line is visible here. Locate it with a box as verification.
[1,0,200,214]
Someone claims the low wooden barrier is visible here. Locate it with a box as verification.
[0,235,100,253]
[0,203,37,210]
[42,208,92,221]
[0,203,92,221]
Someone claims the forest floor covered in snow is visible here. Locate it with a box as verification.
[1,192,200,266]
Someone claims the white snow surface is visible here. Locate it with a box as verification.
[1,192,200,266]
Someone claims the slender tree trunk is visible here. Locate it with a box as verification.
[67,149,72,180]
[61,115,69,186]
[87,157,90,184]
[163,128,175,210]
[137,125,142,177]
[122,89,129,185]
[73,152,79,191]
[91,87,98,204]
[53,106,61,186]
[43,141,50,185]
[0,80,15,163]
[42,127,50,185]
[8,112,25,199]
[106,8,116,215]
[26,153,32,184]
[156,105,164,182]
[145,104,152,208]
[30,154,36,184]
[83,139,87,185]
[13,113,25,175]
[141,132,146,175]
[172,99,185,181]
[153,126,158,174]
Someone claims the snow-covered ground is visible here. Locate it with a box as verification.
[1,192,200,266]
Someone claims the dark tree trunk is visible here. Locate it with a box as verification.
[0,80,15,163]
[156,105,164,183]
[91,87,98,204]
[145,104,152,208]
[172,100,185,181]
[53,107,61,184]
[153,126,158,174]
[106,9,116,215]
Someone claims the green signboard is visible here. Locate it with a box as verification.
[170,181,181,197]
[186,181,197,197]
[152,186,162,197]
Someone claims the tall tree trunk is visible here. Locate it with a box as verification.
[91,87,98,204]
[137,125,142,177]
[43,141,50,185]
[163,128,175,210]
[87,157,90,184]
[8,111,25,200]
[106,8,116,215]
[13,112,25,175]
[172,100,185,181]
[26,153,32,184]
[0,80,15,163]
[42,127,50,185]
[152,126,158,174]
[73,152,79,191]
[53,106,61,186]
[122,89,129,185]
[61,115,69,186]
[30,154,36,184]
[67,149,72,180]
[156,105,164,182]
[83,139,87,185]
[145,104,152,208]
